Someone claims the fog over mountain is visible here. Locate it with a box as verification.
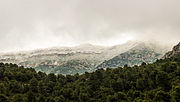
[0,0,180,52]
[0,41,170,75]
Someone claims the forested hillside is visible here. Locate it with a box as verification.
[0,52,180,102]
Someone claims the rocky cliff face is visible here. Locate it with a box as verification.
[163,42,180,59]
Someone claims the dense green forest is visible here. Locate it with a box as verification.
[0,53,180,102]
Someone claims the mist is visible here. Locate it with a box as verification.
[0,0,180,52]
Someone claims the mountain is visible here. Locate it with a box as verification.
[0,43,180,102]
[0,41,170,75]
[163,42,180,59]
[97,42,168,68]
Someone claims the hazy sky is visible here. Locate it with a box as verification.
[0,0,180,52]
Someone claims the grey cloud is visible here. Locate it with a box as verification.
[0,0,180,52]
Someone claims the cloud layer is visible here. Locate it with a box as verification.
[0,0,180,52]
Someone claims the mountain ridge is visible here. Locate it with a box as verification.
[163,42,180,59]
[0,41,170,75]
[97,42,164,68]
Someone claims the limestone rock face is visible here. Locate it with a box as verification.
[163,42,180,59]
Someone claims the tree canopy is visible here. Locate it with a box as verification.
[0,54,180,102]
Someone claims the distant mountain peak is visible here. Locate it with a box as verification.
[163,42,180,59]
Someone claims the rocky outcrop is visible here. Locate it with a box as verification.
[163,42,180,59]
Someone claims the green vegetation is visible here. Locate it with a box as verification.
[34,59,96,75]
[0,53,180,102]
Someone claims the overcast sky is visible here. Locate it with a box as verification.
[0,0,180,52]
